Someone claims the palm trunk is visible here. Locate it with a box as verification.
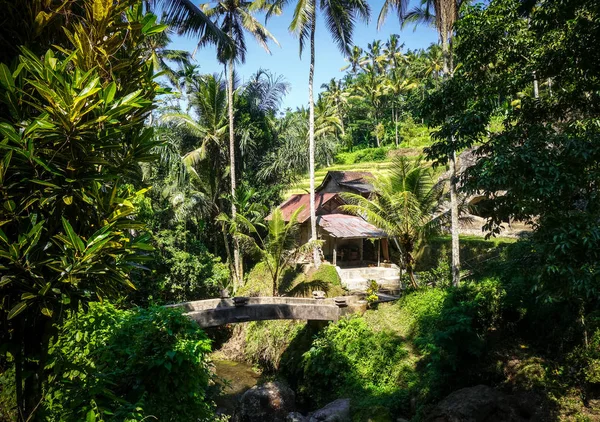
[393,104,399,147]
[308,10,321,268]
[442,34,461,287]
[227,60,242,289]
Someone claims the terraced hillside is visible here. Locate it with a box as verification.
[285,147,440,196]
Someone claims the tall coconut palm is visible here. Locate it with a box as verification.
[160,74,234,274]
[383,33,405,70]
[149,0,229,43]
[385,70,417,146]
[321,78,350,138]
[379,0,462,286]
[201,0,279,288]
[341,45,366,74]
[353,64,386,146]
[268,0,369,269]
[343,156,446,288]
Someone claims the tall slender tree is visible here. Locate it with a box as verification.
[201,0,279,289]
[271,0,370,267]
[379,0,462,286]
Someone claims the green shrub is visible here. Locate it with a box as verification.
[299,317,414,415]
[134,225,229,305]
[244,320,307,372]
[366,280,380,304]
[0,365,16,421]
[335,146,389,165]
[568,328,600,386]
[406,279,506,398]
[44,303,216,421]
[415,257,451,288]
[311,264,342,286]
[415,235,515,272]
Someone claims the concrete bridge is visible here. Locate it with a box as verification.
[169,296,365,328]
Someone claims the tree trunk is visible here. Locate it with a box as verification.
[227,59,242,288]
[394,105,399,147]
[222,223,234,292]
[442,31,461,287]
[308,10,321,269]
[449,148,461,286]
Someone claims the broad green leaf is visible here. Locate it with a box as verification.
[7,301,29,320]
[39,282,52,296]
[4,200,16,212]
[61,217,85,253]
[21,292,36,300]
[63,196,73,205]
[104,82,117,103]
[0,63,15,92]
[144,24,168,35]
[118,90,141,106]
[0,228,8,245]
[30,179,60,189]
[76,76,101,100]
[0,123,21,143]
[41,307,53,317]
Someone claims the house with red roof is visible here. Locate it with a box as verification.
[272,172,392,276]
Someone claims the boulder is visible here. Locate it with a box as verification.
[424,385,534,422]
[233,381,296,422]
[287,412,307,422]
[308,398,351,422]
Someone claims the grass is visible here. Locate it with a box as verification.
[285,161,396,195]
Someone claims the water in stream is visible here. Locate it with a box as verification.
[213,360,261,415]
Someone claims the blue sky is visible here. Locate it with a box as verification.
[168,0,439,110]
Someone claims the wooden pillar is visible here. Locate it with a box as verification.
[333,237,337,266]
[377,239,381,267]
[359,238,364,263]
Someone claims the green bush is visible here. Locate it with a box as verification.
[311,264,342,286]
[135,225,229,304]
[415,235,515,272]
[568,328,600,386]
[0,365,16,421]
[43,303,216,421]
[299,317,414,415]
[244,320,307,372]
[335,146,389,165]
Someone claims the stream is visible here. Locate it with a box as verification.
[213,359,261,416]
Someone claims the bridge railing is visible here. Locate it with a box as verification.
[168,296,365,328]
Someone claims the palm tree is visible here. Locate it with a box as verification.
[258,105,341,182]
[353,64,386,146]
[365,39,387,74]
[383,34,405,70]
[149,0,230,43]
[236,207,317,296]
[321,78,350,138]
[379,0,462,286]
[160,74,234,275]
[341,45,366,74]
[385,70,417,146]
[343,156,446,288]
[201,0,279,289]
[270,0,370,269]
[146,31,192,87]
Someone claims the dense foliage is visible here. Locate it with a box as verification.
[0,1,166,416]
[424,0,600,304]
[44,303,215,421]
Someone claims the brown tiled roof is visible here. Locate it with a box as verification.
[272,193,340,223]
[317,214,387,239]
[317,171,375,193]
